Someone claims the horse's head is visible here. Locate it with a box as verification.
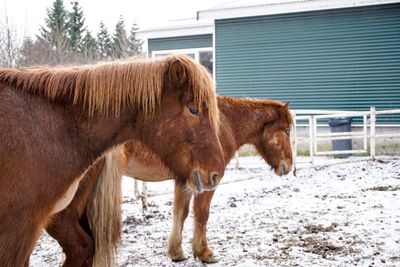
[254,103,293,176]
[136,55,225,193]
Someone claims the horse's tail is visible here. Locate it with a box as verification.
[87,145,127,267]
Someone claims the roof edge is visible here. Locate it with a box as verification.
[198,0,400,20]
[136,21,213,40]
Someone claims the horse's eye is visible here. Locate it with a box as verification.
[284,129,290,136]
[189,107,199,116]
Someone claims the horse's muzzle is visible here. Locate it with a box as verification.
[191,170,220,193]
[274,162,292,176]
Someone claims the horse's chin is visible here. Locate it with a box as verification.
[273,167,284,176]
[187,181,218,194]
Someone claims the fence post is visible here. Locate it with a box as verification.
[363,114,368,152]
[313,116,318,157]
[370,106,376,160]
[291,110,297,172]
[142,181,148,212]
[133,179,139,199]
[235,151,240,170]
[309,116,315,167]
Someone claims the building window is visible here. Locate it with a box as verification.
[152,48,213,74]
[199,51,213,75]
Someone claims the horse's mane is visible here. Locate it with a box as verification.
[217,95,293,125]
[0,55,219,130]
[218,95,285,109]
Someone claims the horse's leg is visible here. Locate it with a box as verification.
[192,190,216,263]
[45,160,104,267]
[46,213,94,267]
[0,207,48,267]
[167,184,192,261]
[0,176,51,267]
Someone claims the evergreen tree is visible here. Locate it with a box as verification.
[17,37,52,66]
[112,16,129,58]
[128,22,143,56]
[39,0,70,64]
[68,1,86,52]
[96,21,112,60]
[17,37,35,66]
[81,30,97,62]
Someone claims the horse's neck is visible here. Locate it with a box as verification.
[221,102,277,152]
[74,109,136,159]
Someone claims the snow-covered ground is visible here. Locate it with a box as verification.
[31,157,400,267]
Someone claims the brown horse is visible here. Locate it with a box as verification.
[0,54,225,267]
[45,95,293,265]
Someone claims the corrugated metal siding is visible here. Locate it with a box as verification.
[148,34,213,54]
[215,3,400,123]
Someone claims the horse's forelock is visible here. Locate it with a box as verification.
[166,54,220,134]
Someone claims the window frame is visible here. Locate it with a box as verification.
[151,47,213,63]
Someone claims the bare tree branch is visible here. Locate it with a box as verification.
[0,11,21,68]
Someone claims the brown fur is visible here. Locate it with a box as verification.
[0,54,224,267]
[45,95,293,265]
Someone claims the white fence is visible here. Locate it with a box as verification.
[292,107,400,169]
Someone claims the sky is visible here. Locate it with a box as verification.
[0,0,232,38]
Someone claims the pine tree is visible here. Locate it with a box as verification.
[112,16,129,58]
[128,22,143,56]
[38,0,70,64]
[96,21,112,60]
[68,1,86,52]
[17,37,35,66]
[17,37,53,66]
[81,30,97,62]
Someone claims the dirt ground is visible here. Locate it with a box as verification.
[31,157,400,267]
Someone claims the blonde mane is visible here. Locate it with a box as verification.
[0,54,219,130]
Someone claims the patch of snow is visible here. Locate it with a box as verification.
[30,157,400,266]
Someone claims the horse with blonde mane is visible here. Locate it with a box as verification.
[45,95,293,266]
[0,54,225,267]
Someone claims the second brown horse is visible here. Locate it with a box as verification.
[45,95,294,266]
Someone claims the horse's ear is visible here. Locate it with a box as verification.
[280,102,290,112]
[168,59,188,87]
[279,102,290,118]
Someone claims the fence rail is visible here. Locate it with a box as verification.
[291,106,400,168]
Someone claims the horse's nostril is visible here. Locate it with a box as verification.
[193,171,202,192]
[210,172,219,186]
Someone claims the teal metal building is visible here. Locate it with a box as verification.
[138,0,400,122]
[148,34,212,56]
